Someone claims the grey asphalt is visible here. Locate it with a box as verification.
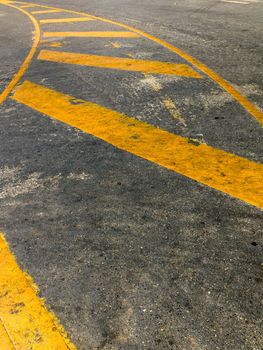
[0,0,263,349]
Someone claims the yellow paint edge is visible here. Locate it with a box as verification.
[0,2,41,105]
[12,1,262,125]
[12,81,263,210]
[0,232,77,349]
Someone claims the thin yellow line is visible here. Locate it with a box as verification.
[43,31,141,38]
[0,232,77,349]
[40,17,94,24]
[12,81,263,209]
[38,50,202,78]
[32,9,62,14]
[0,2,40,105]
[20,4,43,7]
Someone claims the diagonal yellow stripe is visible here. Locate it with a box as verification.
[32,9,63,14]
[37,50,202,78]
[43,31,141,38]
[0,233,77,350]
[12,81,263,209]
[40,17,94,24]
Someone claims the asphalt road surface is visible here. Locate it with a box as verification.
[0,0,262,349]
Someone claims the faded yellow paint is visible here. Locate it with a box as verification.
[43,31,140,38]
[40,17,94,24]
[0,233,77,350]
[142,74,186,125]
[162,96,187,126]
[12,81,263,209]
[38,50,202,78]
[32,9,62,14]
[0,2,40,105]
[110,41,122,48]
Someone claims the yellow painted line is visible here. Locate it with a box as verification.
[12,81,263,209]
[0,2,40,105]
[20,3,43,8]
[38,50,202,78]
[40,17,94,24]
[0,233,77,349]
[8,1,262,124]
[90,15,263,125]
[162,96,187,126]
[31,9,63,14]
[141,74,187,126]
[43,31,141,38]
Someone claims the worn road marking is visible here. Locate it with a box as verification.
[0,233,77,350]
[43,31,141,38]
[0,2,40,105]
[40,17,94,24]
[12,81,263,209]
[32,9,63,14]
[141,73,187,126]
[38,50,202,78]
[162,96,187,126]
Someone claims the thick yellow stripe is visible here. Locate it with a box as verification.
[43,31,141,38]
[32,9,62,14]
[0,233,77,350]
[12,81,263,209]
[38,50,202,78]
[40,17,94,24]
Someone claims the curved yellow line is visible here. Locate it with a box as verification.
[14,1,263,125]
[5,1,263,125]
[88,16,263,126]
[0,2,41,105]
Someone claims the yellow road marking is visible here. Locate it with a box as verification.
[141,74,187,126]
[40,17,94,24]
[1,1,262,124]
[38,50,202,78]
[0,2,40,105]
[91,15,263,125]
[110,41,122,48]
[20,4,43,7]
[162,96,187,126]
[32,9,63,14]
[0,233,77,350]
[12,81,263,209]
[43,31,140,38]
